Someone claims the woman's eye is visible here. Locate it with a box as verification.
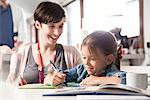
[59,25,64,28]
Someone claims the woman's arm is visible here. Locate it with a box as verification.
[6,52,20,83]
[6,44,32,83]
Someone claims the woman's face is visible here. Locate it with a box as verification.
[81,46,109,76]
[38,18,65,45]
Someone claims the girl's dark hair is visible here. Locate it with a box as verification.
[81,30,117,56]
[81,31,121,70]
[34,1,65,24]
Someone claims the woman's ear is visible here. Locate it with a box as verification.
[34,20,42,29]
[106,54,115,65]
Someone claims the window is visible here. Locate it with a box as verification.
[66,0,81,46]
[83,0,140,38]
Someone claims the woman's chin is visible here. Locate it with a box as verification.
[47,39,57,45]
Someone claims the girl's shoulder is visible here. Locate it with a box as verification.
[106,65,126,79]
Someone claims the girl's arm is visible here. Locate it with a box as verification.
[80,75,121,86]
[80,71,126,86]
[44,64,87,85]
[44,66,78,85]
[66,64,85,83]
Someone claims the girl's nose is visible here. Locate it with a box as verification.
[84,58,90,65]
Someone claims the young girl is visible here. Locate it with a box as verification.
[44,30,126,86]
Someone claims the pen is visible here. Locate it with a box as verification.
[49,60,68,74]
[49,60,58,72]
[49,60,68,86]
[49,60,69,73]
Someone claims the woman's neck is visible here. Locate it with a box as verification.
[38,40,56,54]
[37,41,56,65]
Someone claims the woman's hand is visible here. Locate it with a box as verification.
[19,76,27,86]
[44,72,66,85]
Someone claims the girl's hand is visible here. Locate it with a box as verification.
[44,72,66,85]
[80,75,99,86]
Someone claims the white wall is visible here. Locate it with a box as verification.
[144,0,150,46]
[66,0,82,46]
[143,0,150,65]
[11,0,71,18]
[144,0,150,52]
[11,0,37,18]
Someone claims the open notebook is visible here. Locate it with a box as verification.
[18,83,62,89]
[42,84,150,96]
[18,82,80,89]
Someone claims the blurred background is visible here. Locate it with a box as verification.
[0,0,150,81]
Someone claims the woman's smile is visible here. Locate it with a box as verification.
[48,34,59,41]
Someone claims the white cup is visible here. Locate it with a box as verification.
[126,72,148,90]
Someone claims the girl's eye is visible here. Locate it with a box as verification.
[91,57,96,61]
[82,56,86,60]
[49,25,54,27]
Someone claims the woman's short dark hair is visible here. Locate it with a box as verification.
[34,1,65,24]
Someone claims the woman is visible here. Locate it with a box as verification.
[7,1,82,85]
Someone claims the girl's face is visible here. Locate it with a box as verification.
[37,18,65,45]
[81,46,111,76]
